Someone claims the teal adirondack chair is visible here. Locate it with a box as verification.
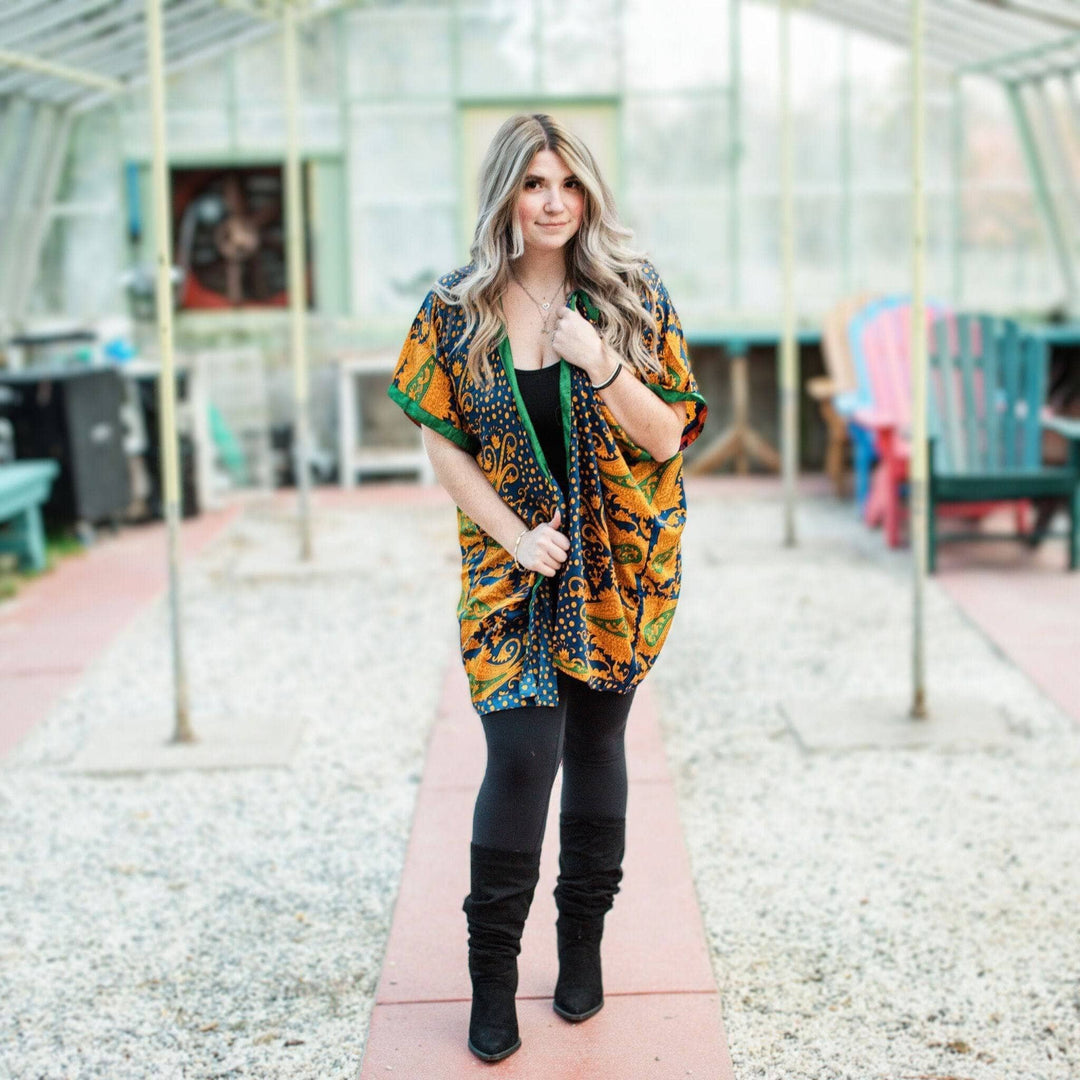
[927,313,1080,571]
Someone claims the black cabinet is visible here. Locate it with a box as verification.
[0,368,131,529]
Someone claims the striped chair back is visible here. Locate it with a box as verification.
[850,296,949,430]
[928,313,1048,476]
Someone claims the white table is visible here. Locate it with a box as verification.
[336,352,433,486]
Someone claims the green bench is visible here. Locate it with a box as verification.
[0,460,60,573]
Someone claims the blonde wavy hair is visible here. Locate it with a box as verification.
[436,113,660,383]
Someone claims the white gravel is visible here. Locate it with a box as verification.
[2,486,1077,1080]
[1,498,460,1080]
[653,487,1080,1080]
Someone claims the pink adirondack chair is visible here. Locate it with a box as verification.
[853,305,1025,548]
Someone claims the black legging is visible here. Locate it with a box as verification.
[472,672,636,854]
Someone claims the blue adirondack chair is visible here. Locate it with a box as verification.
[837,296,897,512]
[927,313,1080,571]
[842,295,947,516]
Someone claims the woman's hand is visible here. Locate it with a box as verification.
[515,509,569,578]
[551,307,608,382]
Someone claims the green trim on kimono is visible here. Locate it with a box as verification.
[388,262,709,715]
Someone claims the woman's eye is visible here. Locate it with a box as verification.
[565,179,580,189]
[524,179,540,189]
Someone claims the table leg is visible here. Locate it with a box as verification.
[338,364,356,489]
[688,350,784,475]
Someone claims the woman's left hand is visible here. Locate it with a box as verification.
[551,306,605,378]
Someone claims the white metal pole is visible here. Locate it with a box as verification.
[780,0,798,547]
[146,0,194,741]
[283,0,313,561]
[910,0,929,720]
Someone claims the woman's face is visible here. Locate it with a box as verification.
[514,149,585,255]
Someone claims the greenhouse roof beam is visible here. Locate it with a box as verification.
[942,0,1076,40]
[0,0,225,96]
[849,0,1054,58]
[805,1,970,68]
[982,0,1080,33]
[806,2,1002,70]
[0,0,126,51]
[958,33,1080,77]
[42,9,263,105]
[3,3,244,100]
[0,46,124,94]
[797,0,1080,78]
[1,0,165,72]
[70,19,278,113]
[0,0,349,110]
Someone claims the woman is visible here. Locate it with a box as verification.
[388,113,706,1062]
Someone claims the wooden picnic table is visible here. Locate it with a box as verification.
[686,322,821,475]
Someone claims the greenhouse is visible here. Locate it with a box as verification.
[2,3,1080,1079]
[2,2,1078,477]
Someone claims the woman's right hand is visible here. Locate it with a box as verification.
[515,510,569,578]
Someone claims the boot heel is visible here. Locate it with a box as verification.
[553,915,605,1021]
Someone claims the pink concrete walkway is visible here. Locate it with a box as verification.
[935,513,1080,725]
[359,665,734,1079]
[0,505,240,759]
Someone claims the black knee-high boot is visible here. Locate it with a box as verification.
[462,843,542,1061]
[552,815,625,1022]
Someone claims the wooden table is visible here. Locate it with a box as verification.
[687,325,821,475]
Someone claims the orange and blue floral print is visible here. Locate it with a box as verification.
[388,262,707,715]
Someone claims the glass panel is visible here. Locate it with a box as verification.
[739,3,778,189]
[457,0,538,97]
[167,57,228,108]
[961,189,1057,308]
[538,0,618,95]
[794,194,844,311]
[790,13,843,186]
[33,110,123,317]
[623,94,729,194]
[346,8,452,99]
[624,0,728,91]
[623,195,728,325]
[236,107,285,149]
[959,79,1066,309]
[962,238,1059,311]
[31,215,122,318]
[350,105,455,202]
[847,35,911,188]
[851,194,911,296]
[235,34,285,104]
[299,17,341,103]
[353,204,458,317]
[168,110,230,155]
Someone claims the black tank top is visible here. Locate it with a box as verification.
[516,362,568,493]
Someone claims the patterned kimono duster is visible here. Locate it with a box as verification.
[388,262,707,716]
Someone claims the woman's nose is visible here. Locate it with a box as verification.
[545,187,564,212]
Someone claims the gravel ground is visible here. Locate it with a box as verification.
[0,498,461,1080]
[653,488,1080,1080]
[1,487,1077,1080]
